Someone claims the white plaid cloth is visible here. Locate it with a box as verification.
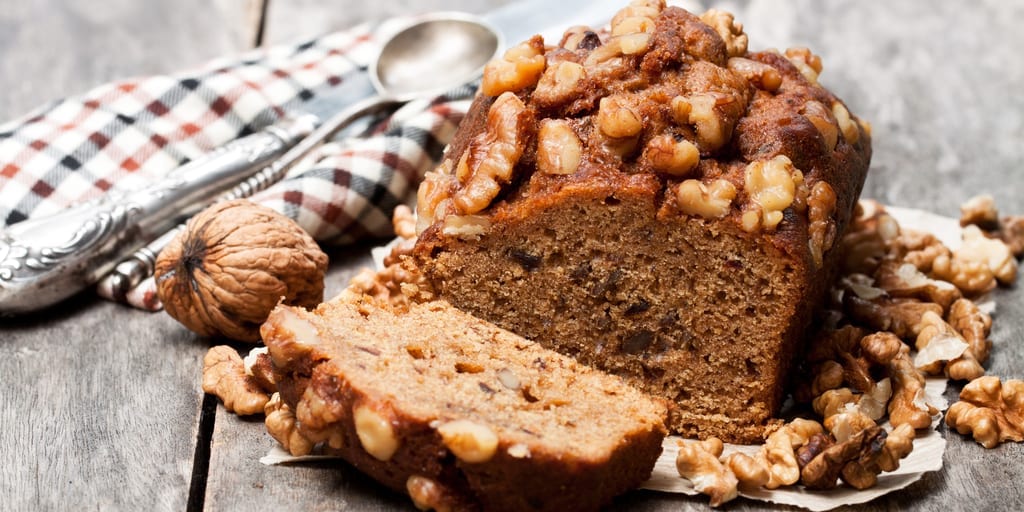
[0,23,473,310]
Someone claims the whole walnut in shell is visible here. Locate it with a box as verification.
[155,199,328,342]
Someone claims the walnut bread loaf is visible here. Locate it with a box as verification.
[261,299,668,511]
[412,0,872,443]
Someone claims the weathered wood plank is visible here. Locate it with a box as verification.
[0,0,261,120]
[0,0,259,510]
[0,300,208,510]
[203,0,1024,510]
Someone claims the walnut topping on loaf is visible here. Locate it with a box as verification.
[414,0,871,442]
[416,0,867,246]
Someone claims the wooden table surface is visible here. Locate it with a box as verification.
[2,0,1023,510]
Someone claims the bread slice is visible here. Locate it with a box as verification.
[261,299,667,512]
[411,4,871,443]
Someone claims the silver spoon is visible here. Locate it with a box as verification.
[1,13,501,314]
[303,12,503,156]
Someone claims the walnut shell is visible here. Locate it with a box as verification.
[155,199,328,342]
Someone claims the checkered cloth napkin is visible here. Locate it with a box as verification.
[0,22,473,310]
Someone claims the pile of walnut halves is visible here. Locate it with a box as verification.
[675,195,1024,506]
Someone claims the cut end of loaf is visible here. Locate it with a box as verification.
[412,1,871,443]
[417,177,812,442]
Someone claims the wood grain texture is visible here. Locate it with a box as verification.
[0,0,260,120]
[0,300,207,511]
[0,1,257,509]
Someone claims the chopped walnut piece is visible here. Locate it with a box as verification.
[202,345,270,416]
[945,298,993,381]
[831,101,860,145]
[442,214,492,240]
[700,9,748,58]
[857,377,894,422]
[610,0,665,31]
[415,168,454,235]
[808,181,838,267]
[727,57,782,92]
[946,376,1024,448]
[481,36,546,96]
[293,384,345,448]
[741,156,802,232]
[560,26,600,51]
[722,452,770,489]
[453,92,532,215]
[678,91,744,153]
[354,403,401,461]
[392,205,416,240]
[913,310,970,376]
[998,215,1024,257]
[264,393,314,456]
[874,261,960,311]
[844,294,942,340]
[813,381,890,443]
[784,47,822,84]
[407,475,457,512]
[757,419,824,489]
[437,419,499,463]
[611,14,656,37]
[800,426,883,490]
[801,100,839,152]
[826,406,881,445]
[795,433,833,470]
[838,202,901,275]
[532,60,586,108]
[837,426,889,490]
[900,230,951,274]
[338,258,432,311]
[642,134,700,176]
[934,225,1018,292]
[960,194,1000,231]
[597,95,643,139]
[675,179,737,219]
[887,344,936,430]
[675,438,738,507]
[243,348,276,393]
[860,331,903,366]
[878,424,916,472]
[536,119,583,175]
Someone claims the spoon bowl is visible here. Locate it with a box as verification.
[372,13,502,100]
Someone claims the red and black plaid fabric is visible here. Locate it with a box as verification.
[0,22,472,310]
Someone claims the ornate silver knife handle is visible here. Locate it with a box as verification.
[0,115,318,315]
